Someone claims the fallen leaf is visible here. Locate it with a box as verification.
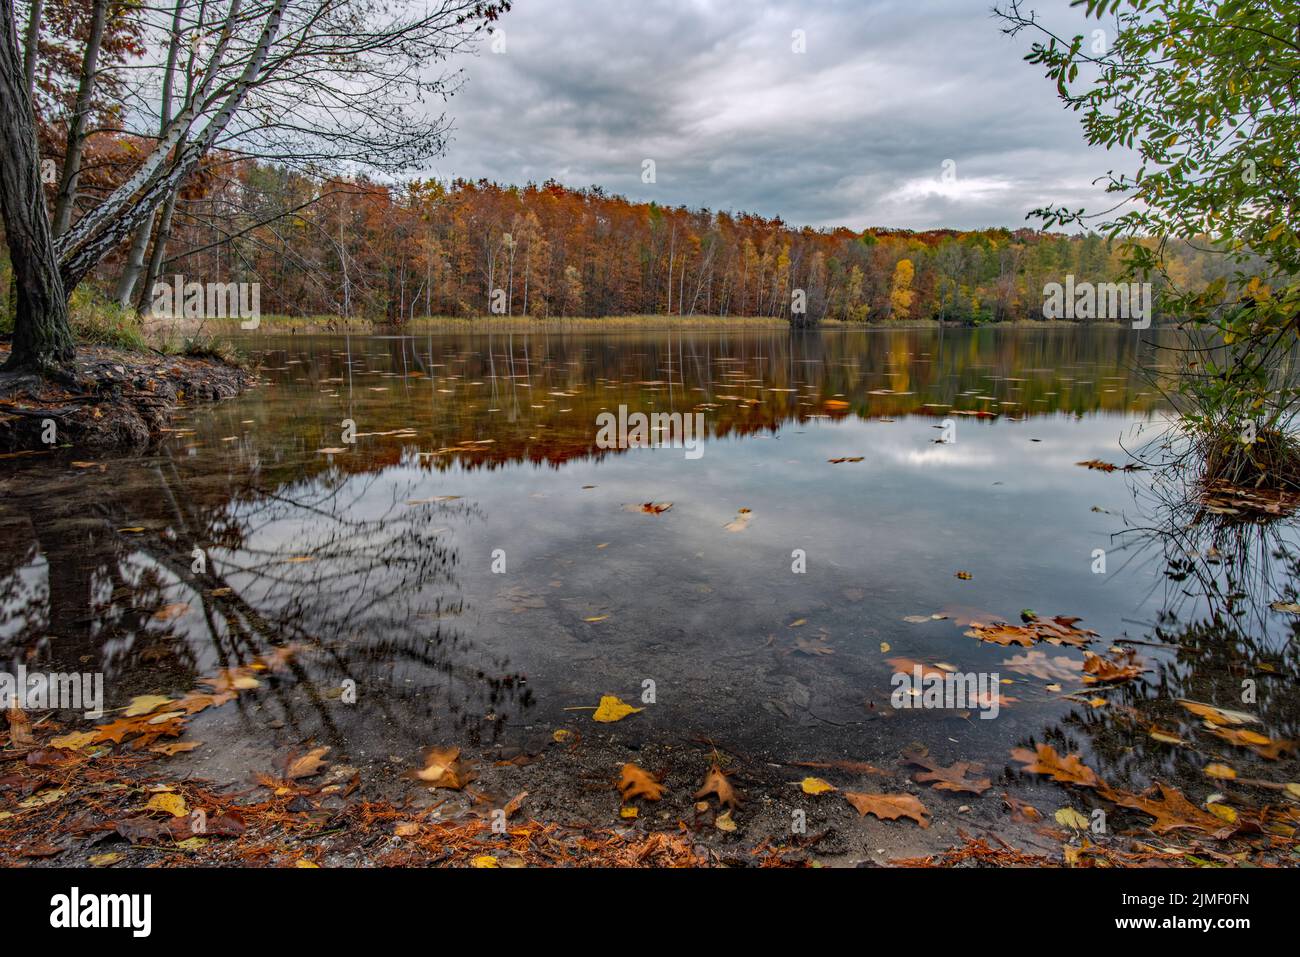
[1178,699,1261,727]
[414,746,475,789]
[902,750,992,795]
[695,765,741,809]
[618,763,665,802]
[124,694,174,717]
[286,746,331,779]
[1009,743,1100,788]
[800,777,836,795]
[1100,782,1236,836]
[6,708,34,747]
[144,792,188,817]
[844,792,930,828]
[593,695,643,722]
[724,507,753,532]
[1082,649,1146,684]
[1205,725,1296,760]
[1055,806,1090,830]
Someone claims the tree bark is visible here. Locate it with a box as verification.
[22,0,41,97]
[0,0,73,371]
[51,0,109,238]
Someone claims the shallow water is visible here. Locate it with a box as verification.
[2,326,1297,803]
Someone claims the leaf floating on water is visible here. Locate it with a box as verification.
[1204,725,1296,760]
[966,616,1097,648]
[901,750,992,795]
[723,507,753,532]
[1177,699,1260,727]
[618,763,665,802]
[592,695,643,723]
[844,792,931,828]
[1076,459,1145,472]
[318,447,348,454]
[583,614,611,623]
[1009,743,1100,788]
[828,456,864,464]
[1100,782,1235,836]
[1203,762,1237,780]
[1270,601,1300,614]
[793,636,834,657]
[954,571,972,580]
[624,502,672,514]
[1082,649,1146,684]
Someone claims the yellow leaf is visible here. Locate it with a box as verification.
[1207,802,1238,824]
[145,792,188,817]
[89,852,124,866]
[801,777,836,795]
[295,859,319,868]
[583,614,610,623]
[620,805,639,819]
[50,731,99,750]
[125,694,176,717]
[593,695,643,723]
[715,810,738,832]
[1055,806,1090,830]
[552,729,573,743]
[1203,763,1237,780]
[472,855,500,868]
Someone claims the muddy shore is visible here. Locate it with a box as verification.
[0,345,252,452]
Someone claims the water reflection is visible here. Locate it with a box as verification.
[1,327,1294,801]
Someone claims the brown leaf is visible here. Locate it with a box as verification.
[1204,725,1296,760]
[5,708,35,747]
[1082,649,1146,684]
[1009,743,1100,788]
[694,765,741,809]
[618,763,665,802]
[414,746,475,789]
[902,750,992,795]
[1100,782,1237,837]
[286,745,331,779]
[844,792,930,828]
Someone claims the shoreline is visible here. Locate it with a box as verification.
[0,345,253,453]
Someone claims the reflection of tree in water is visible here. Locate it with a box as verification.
[0,449,532,753]
[1029,454,1300,792]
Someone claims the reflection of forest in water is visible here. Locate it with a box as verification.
[0,327,1295,792]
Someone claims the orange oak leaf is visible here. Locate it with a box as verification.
[844,792,931,828]
[1009,743,1100,788]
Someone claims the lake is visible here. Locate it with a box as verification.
[3,325,1297,858]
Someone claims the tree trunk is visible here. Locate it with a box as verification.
[51,0,109,238]
[22,0,41,97]
[0,0,74,371]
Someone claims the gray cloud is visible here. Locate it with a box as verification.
[426,0,1112,231]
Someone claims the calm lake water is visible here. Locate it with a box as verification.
[3,326,1297,804]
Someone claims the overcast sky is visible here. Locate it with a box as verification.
[428,0,1113,232]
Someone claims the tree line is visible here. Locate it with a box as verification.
[25,157,1231,326]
